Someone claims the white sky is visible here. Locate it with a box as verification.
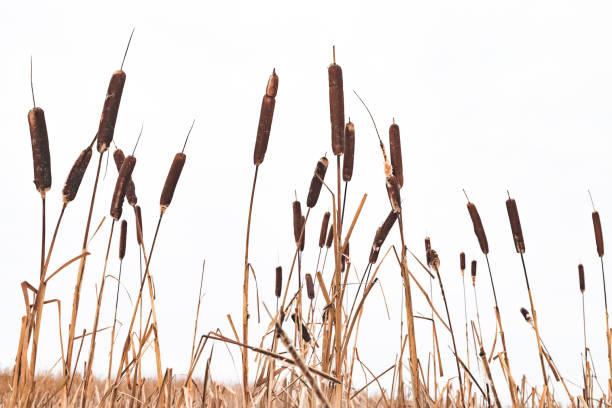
[1,0,612,404]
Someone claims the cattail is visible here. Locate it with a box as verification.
[369,211,398,264]
[467,202,489,254]
[305,273,315,300]
[343,121,355,182]
[291,313,311,343]
[306,157,329,208]
[460,252,466,272]
[471,260,477,285]
[253,70,278,166]
[293,200,302,247]
[28,107,52,194]
[328,53,345,156]
[135,205,143,245]
[325,224,334,248]
[113,149,137,206]
[593,211,604,258]
[97,71,126,153]
[110,156,136,220]
[318,212,331,248]
[506,197,525,254]
[520,307,532,324]
[579,264,585,293]
[369,228,383,264]
[429,249,440,270]
[160,153,186,211]
[389,122,403,188]
[300,215,306,251]
[341,242,350,272]
[425,237,432,266]
[275,266,282,298]
[62,146,92,203]
[386,175,401,213]
[119,220,127,260]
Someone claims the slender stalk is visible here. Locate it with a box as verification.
[472,284,483,342]
[601,257,612,400]
[107,258,123,382]
[582,292,589,406]
[462,271,470,369]
[40,195,46,278]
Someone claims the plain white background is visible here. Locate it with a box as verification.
[1,0,612,404]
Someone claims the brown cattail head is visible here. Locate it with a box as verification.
[119,219,127,260]
[520,307,532,324]
[369,227,383,264]
[343,121,355,182]
[253,70,278,166]
[291,313,311,343]
[97,70,126,153]
[325,224,334,249]
[593,211,604,258]
[389,122,403,188]
[386,175,402,213]
[113,149,137,206]
[275,266,282,298]
[369,211,398,264]
[460,252,466,273]
[62,146,92,203]
[305,273,315,299]
[28,107,52,194]
[579,264,585,293]
[467,202,489,254]
[328,62,345,156]
[506,198,525,254]
[341,242,350,272]
[425,237,432,265]
[160,153,186,211]
[471,260,477,285]
[319,212,331,248]
[135,205,143,245]
[110,155,136,220]
[306,157,329,208]
[300,215,306,251]
[292,200,302,247]
[429,249,440,270]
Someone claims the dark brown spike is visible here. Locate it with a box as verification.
[275,266,282,298]
[305,273,315,300]
[579,264,585,293]
[342,121,355,182]
[467,202,489,255]
[460,252,466,272]
[300,215,306,252]
[135,205,143,245]
[319,212,331,248]
[369,228,383,264]
[97,71,126,153]
[290,313,311,343]
[28,107,52,194]
[119,219,127,260]
[370,210,399,263]
[62,146,92,203]
[341,242,350,272]
[113,149,137,206]
[389,122,403,188]
[306,157,329,208]
[593,211,604,258]
[325,224,334,249]
[429,249,440,270]
[506,197,525,254]
[253,70,278,166]
[292,201,302,247]
[160,153,186,211]
[386,175,401,213]
[520,307,532,323]
[110,156,136,220]
[471,260,477,285]
[425,237,433,267]
[328,59,345,156]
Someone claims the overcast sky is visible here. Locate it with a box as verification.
[2,0,612,404]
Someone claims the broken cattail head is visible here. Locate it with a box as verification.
[110,155,136,220]
[579,264,585,293]
[471,260,477,285]
[62,146,92,203]
[593,211,604,258]
[160,153,186,212]
[467,202,489,254]
[292,200,302,247]
[253,70,278,166]
[341,242,350,272]
[370,211,398,264]
[386,175,402,213]
[506,197,525,254]
[119,219,127,260]
[305,273,315,300]
[520,307,532,324]
[389,122,403,188]
[28,107,52,194]
[306,156,329,208]
[97,70,126,153]
[325,224,334,249]
[113,149,137,206]
[319,212,331,248]
[135,205,143,245]
[343,121,355,182]
[275,266,282,298]
[328,60,345,156]
[460,252,466,273]
[369,228,383,264]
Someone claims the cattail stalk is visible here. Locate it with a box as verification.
[471,260,484,342]
[315,212,331,273]
[108,219,127,381]
[341,121,355,226]
[460,252,470,369]
[579,264,590,405]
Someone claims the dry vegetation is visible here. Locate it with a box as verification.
[4,36,610,408]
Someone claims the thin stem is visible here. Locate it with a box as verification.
[341,181,348,227]
[40,195,46,279]
[107,259,123,382]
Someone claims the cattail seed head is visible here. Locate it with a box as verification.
[119,219,127,260]
[369,228,383,264]
[135,205,143,245]
[275,266,282,298]
[425,237,432,265]
[328,63,345,156]
[343,121,355,182]
[28,107,52,194]
[253,70,278,166]
[386,175,402,213]
[110,155,136,220]
[460,252,466,273]
[113,149,137,206]
[62,146,92,203]
[471,260,477,285]
[305,273,315,300]
[97,70,126,153]
[389,122,403,188]
[292,200,302,247]
[520,307,532,324]
[319,212,331,248]
[593,211,604,258]
[506,198,525,254]
[341,242,350,272]
[160,153,186,211]
[579,264,585,293]
[325,224,334,249]
[467,202,489,254]
[369,211,398,264]
[430,249,440,270]
[300,215,306,251]
[306,157,329,208]
[291,313,311,343]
